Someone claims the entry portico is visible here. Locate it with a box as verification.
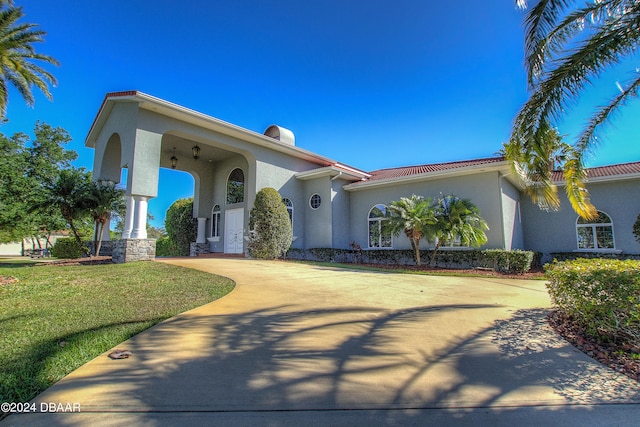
[86,91,368,262]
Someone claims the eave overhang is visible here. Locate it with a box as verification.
[296,164,370,182]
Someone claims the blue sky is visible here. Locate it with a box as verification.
[4,1,640,228]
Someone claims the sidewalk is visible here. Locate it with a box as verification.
[3,258,639,426]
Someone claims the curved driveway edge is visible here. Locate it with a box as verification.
[4,258,639,426]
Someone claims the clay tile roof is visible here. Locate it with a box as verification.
[551,160,640,182]
[365,156,506,182]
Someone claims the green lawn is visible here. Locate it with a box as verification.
[0,261,234,405]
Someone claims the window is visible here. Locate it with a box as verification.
[577,211,614,250]
[282,198,293,225]
[439,236,464,248]
[226,168,244,204]
[368,204,392,248]
[310,194,321,209]
[211,204,221,238]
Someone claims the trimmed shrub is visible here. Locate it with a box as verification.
[286,248,536,272]
[164,198,197,256]
[545,258,640,344]
[248,188,292,259]
[51,237,87,259]
[481,249,536,274]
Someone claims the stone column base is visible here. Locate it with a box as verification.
[113,239,156,263]
[190,242,210,257]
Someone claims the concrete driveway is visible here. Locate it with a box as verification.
[4,258,639,426]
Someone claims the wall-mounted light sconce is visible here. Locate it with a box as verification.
[192,144,201,160]
[170,147,178,169]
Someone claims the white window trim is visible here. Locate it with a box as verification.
[210,204,221,241]
[226,168,245,205]
[575,210,616,251]
[367,204,392,249]
[309,193,321,210]
[282,197,294,228]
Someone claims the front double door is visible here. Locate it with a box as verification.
[224,208,244,254]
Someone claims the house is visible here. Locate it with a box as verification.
[86,91,640,263]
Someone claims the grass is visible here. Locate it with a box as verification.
[0,260,235,406]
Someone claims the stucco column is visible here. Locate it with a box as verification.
[122,195,135,239]
[131,196,148,239]
[196,217,207,244]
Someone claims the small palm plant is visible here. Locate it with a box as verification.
[429,195,488,266]
[384,194,436,266]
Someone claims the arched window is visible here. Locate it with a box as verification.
[211,204,221,238]
[226,168,244,204]
[368,204,392,248]
[282,198,293,226]
[577,211,614,250]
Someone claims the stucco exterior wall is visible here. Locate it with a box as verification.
[499,176,524,250]
[331,178,352,249]
[92,103,138,185]
[347,171,506,251]
[521,177,640,260]
[253,153,324,249]
[303,176,333,248]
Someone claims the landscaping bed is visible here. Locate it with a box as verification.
[548,310,639,382]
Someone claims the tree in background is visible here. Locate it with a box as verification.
[429,195,488,265]
[247,187,292,259]
[0,123,76,246]
[0,131,30,242]
[0,1,59,116]
[164,198,197,256]
[384,195,436,266]
[511,0,640,219]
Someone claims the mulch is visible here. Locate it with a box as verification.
[548,310,639,382]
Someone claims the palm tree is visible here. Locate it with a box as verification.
[0,3,59,116]
[384,195,436,265]
[87,180,125,257]
[430,195,488,265]
[510,0,639,219]
[504,125,574,212]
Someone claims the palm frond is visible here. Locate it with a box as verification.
[577,70,640,154]
[563,155,597,219]
[0,5,58,115]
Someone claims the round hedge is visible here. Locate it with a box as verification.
[248,188,292,259]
